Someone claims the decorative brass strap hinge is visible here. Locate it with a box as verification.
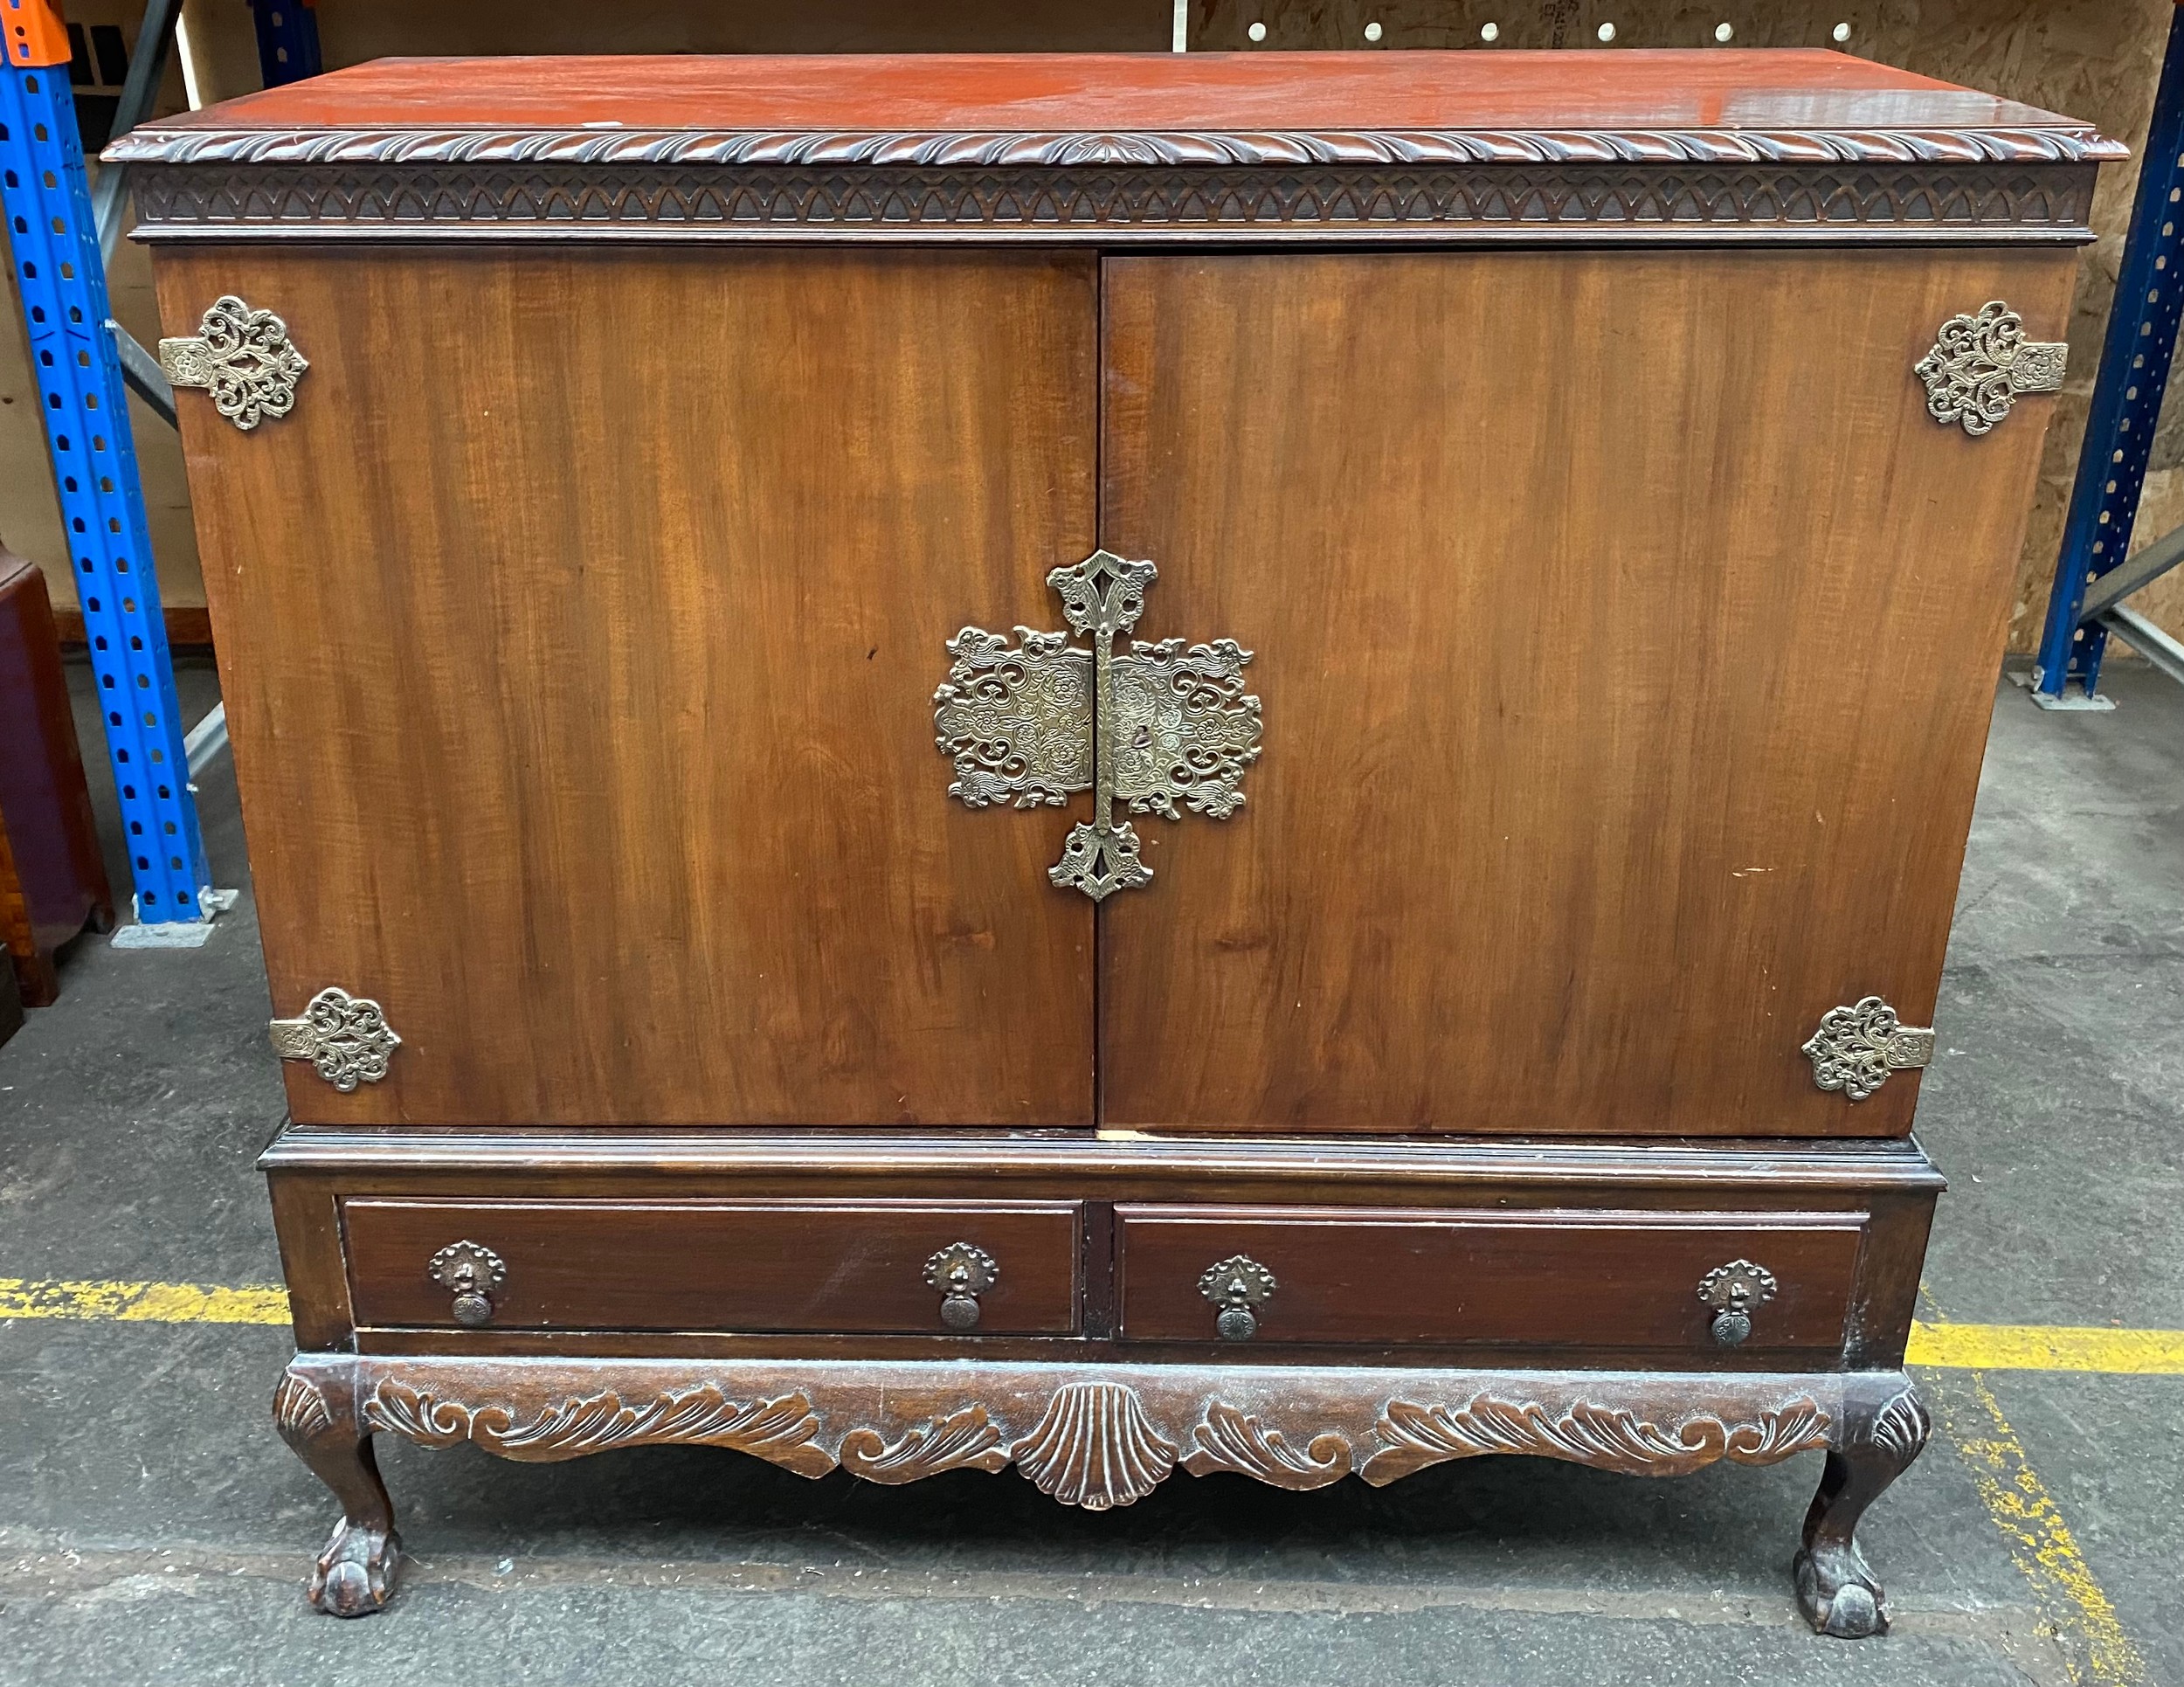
[268,985,400,1091]
[159,294,307,432]
[1915,301,2065,436]
[1800,996,1933,1102]
[934,549,1261,901]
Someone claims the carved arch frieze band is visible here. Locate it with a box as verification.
[346,1367,1838,1511]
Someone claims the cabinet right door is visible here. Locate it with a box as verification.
[1096,248,2077,1138]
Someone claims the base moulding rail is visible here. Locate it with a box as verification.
[274,1352,1927,1638]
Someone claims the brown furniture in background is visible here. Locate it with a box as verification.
[0,544,114,1008]
[114,49,2118,1635]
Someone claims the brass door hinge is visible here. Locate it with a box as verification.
[269,985,400,1091]
[934,550,1261,900]
[1801,996,1933,1101]
[160,294,307,431]
[1915,301,2065,436]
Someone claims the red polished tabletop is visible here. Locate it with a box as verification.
[124,51,2098,140]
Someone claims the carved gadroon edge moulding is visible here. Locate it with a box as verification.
[936,549,1261,901]
[119,162,2104,244]
[267,985,400,1091]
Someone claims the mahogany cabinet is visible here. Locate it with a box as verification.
[113,49,2119,1632]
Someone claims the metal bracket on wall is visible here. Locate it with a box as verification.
[2033,3,2184,708]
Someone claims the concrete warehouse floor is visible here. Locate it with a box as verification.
[0,655,2178,1687]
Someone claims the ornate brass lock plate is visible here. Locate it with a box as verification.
[159,294,308,432]
[934,550,1261,900]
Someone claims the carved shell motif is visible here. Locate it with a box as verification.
[273,1371,334,1442]
[1011,1382,1178,1510]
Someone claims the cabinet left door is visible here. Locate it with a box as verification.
[156,247,1099,1127]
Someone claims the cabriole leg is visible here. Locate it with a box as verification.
[1794,1375,1931,1638]
[273,1359,402,1617]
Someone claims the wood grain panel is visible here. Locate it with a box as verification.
[1115,1205,1862,1352]
[161,247,1096,1125]
[1099,248,2077,1136]
[345,1199,1081,1334]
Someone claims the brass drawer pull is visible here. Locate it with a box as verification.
[1198,1253,1277,1341]
[923,1241,999,1330]
[1697,1259,1778,1347]
[428,1241,506,1327]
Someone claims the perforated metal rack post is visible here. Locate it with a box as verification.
[2,0,211,927]
[2033,2,2184,707]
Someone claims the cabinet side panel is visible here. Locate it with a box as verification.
[157,247,1098,1125]
[1100,248,2074,1135]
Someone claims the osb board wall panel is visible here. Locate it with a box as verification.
[0,0,200,615]
[8,0,2179,652]
[172,0,1176,107]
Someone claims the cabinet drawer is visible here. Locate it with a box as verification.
[1116,1206,1862,1352]
[344,1200,1081,1334]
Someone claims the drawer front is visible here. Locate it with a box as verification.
[1116,1206,1862,1352]
[345,1200,1081,1334]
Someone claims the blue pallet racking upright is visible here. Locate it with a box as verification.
[2034,1,2184,704]
[2,0,210,930]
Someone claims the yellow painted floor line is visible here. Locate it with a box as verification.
[1910,1319,2184,1373]
[0,1276,289,1324]
[1918,1288,2149,1687]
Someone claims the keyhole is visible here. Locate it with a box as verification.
[1133,725,1152,749]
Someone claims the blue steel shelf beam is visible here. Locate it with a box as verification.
[86,0,176,257]
[2033,0,2184,707]
[246,0,320,87]
[3,0,211,929]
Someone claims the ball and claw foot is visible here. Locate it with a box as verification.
[1793,1378,1930,1640]
[1794,1538,1888,1638]
[275,1361,404,1616]
[308,1516,402,1617]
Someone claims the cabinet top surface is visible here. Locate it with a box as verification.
[112,50,2116,166]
